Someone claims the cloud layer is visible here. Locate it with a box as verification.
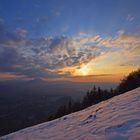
[0,23,140,81]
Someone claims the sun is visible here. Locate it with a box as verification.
[78,65,89,76]
[82,70,88,76]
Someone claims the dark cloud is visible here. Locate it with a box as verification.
[0,47,19,72]
[0,23,26,48]
[0,24,102,79]
[22,36,101,70]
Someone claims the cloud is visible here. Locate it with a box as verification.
[0,17,4,24]
[21,36,101,70]
[126,14,134,22]
[0,24,26,48]
[16,28,28,38]
[36,16,48,23]
[61,25,69,32]
[97,32,140,50]
[120,63,140,67]
[55,11,61,16]
[0,22,139,80]
[0,72,33,80]
[0,24,101,79]
[42,73,120,83]
[52,10,61,17]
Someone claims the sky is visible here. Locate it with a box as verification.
[0,0,140,82]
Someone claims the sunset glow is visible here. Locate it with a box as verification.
[0,1,140,137]
[0,0,139,82]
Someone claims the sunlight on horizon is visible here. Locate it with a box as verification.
[0,0,139,82]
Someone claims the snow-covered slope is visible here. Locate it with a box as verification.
[1,87,140,140]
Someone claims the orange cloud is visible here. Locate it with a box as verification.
[42,73,121,83]
[98,32,140,48]
[0,72,33,80]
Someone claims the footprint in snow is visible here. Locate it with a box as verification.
[80,114,96,125]
[105,119,140,133]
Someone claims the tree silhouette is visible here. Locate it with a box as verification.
[117,69,140,93]
[47,69,140,122]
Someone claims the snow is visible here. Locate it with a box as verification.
[1,87,140,140]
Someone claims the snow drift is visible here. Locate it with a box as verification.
[1,87,140,140]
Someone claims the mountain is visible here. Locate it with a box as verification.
[0,79,118,136]
[1,87,140,140]
[0,79,118,100]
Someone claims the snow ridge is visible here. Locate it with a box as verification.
[1,87,140,140]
